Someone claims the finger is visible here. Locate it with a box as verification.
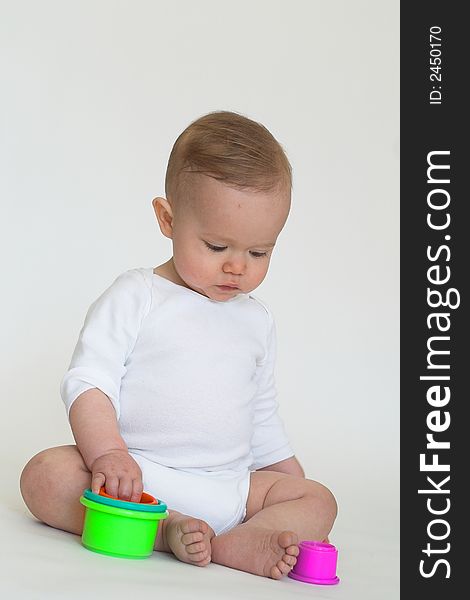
[91,472,105,495]
[105,475,120,499]
[117,477,134,501]
[130,479,144,503]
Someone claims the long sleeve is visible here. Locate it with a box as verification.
[249,307,295,470]
[60,269,152,422]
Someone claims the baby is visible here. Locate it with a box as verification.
[20,110,337,580]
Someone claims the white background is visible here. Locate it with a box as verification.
[1,1,399,597]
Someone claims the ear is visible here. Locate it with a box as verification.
[152,197,174,239]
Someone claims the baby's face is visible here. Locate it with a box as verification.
[160,175,290,301]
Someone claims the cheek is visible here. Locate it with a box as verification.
[176,245,215,280]
[250,260,269,281]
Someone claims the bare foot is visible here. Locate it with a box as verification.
[211,523,299,579]
[165,513,215,567]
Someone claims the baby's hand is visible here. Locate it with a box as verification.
[91,449,143,503]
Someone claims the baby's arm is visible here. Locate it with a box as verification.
[250,307,298,472]
[69,387,143,501]
[60,269,151,501]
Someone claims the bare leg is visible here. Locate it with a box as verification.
[211,471,337,579]
[20,445,92,536]
[19,445,214,565]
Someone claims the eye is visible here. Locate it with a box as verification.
[204,241,227,252]
[204,241,268,258]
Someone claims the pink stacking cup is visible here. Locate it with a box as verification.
[288,541,340,585]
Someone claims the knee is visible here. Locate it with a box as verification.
[303,480,338,528]
[20,449,53,508]
[20,447,72,514]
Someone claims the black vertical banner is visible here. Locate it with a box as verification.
[401,1,466,597]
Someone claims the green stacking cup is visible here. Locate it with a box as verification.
[80,487,168,559]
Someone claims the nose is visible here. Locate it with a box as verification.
[222,254,246,276]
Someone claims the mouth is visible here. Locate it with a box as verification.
[216,285,239,291]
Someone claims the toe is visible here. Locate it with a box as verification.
[187,541,207,554]
[286,544,299,557]
[181,531,204,545]
[188,549,209,562]
[278,530,298,549]
[283,554,297,567]
[270,564,283,580]
[277,560,292,575]
[181,518,206,534]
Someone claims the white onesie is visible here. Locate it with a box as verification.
[60,267,295,534]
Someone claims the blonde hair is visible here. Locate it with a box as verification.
[165,110,292,205]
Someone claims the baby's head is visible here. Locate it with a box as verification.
[153,110,292,301]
